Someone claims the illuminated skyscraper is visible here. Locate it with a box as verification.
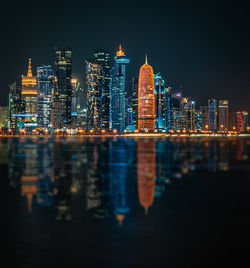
[184,100,196,131]
[138,56,155,131]
[54,47,72,127]
[208,99,217,132]
[36,65,54,128]
[154,73,166,130]
[93,50,111,129]
[241,111,248,131]
[86,60,103,130]
[110,45,130,132]
[131,76,138,128]
[236,111,243,132]
[218,100,229,131]
[21,58,37,129]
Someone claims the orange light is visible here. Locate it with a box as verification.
[116,45,125,57]
[138,58,155,132]
[101,129,106,133]
[113,129,117,134]
[89,129,94,133]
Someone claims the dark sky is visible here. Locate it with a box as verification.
[1,0,250,113]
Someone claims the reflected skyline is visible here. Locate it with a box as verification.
[2,136,250,223]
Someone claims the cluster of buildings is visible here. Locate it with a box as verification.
[1,45,249,134]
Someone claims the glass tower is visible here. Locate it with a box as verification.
[93,50,111,130]
[36,65,54,128]
[54,47,72,128]
[85,60,103,130]
[110,45,130,132]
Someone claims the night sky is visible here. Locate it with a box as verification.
[1,0,250,113]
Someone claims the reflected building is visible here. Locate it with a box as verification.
[138,56,155,131]
[137,139,155,214]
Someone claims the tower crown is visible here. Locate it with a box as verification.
[116,45,125,57]
[22,58,37,86]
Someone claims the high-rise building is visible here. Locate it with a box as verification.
[71,78,79,128]
[236,111,244,132]
[110,45,130,132]
[154,73,166,130]
[54,47,72,128]
[85,60,103,130]
[9,82,23,131]
[36,65,54,128]
[218,100,229,131]
[21,58,37,129]
[0,106,9,128]
[184,100,196,131]
[131,76,138,128]
[93,50,111,129]
[200,105,208,130]
[241,111,248,131]
[138,56,155,132]
[208,99,217,132]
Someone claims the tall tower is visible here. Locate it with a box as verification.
[208,99,217,132]
[54,47,72,128]
[110,45,130,132]
[21,58,37,128]
[138,55,155,131]
[93,50,111,130]
[218,100,229,131]
[85,60,103,130]
[36,65,54,128]
[154,73,166,130]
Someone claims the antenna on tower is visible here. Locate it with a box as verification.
[145,54,148,65]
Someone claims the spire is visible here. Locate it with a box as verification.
[144,206,149,216]
[145,54,148,65]
[27,58,33,77]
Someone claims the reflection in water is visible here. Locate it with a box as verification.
[137,139,155,214]
[2,137,250,224]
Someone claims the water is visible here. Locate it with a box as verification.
[1,136,250,267]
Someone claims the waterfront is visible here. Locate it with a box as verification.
[2,136,250,267]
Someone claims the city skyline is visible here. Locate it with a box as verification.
[1,1,250,115]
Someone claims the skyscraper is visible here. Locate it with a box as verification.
[21,58,37,129]
[85,60,103,130]
[110,45,130,132]
[54,47,72,128]
[154,73,166,130]
[93,50,111,129]
[184,100,196,131]
[36,65,54,128]
[131,76,138,128]
[208,99,217,132]
[138,55,155,132]
[241,111,248,131]
[218,100,229,131]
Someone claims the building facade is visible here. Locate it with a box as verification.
[138,56,155,132]
[21,58,37,129]
[36,65,54,128]
[54,47,72,128]
[110,45,130,132]
[86,60,103,130]
[218,100,229,131]
[93,50,111,130]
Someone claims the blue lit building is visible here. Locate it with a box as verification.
[208,99,217,132]
[36,65,54,128]
[110,45,130,132]
[154,73,166,130]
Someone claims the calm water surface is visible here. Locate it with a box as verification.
[1,136,250,267]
